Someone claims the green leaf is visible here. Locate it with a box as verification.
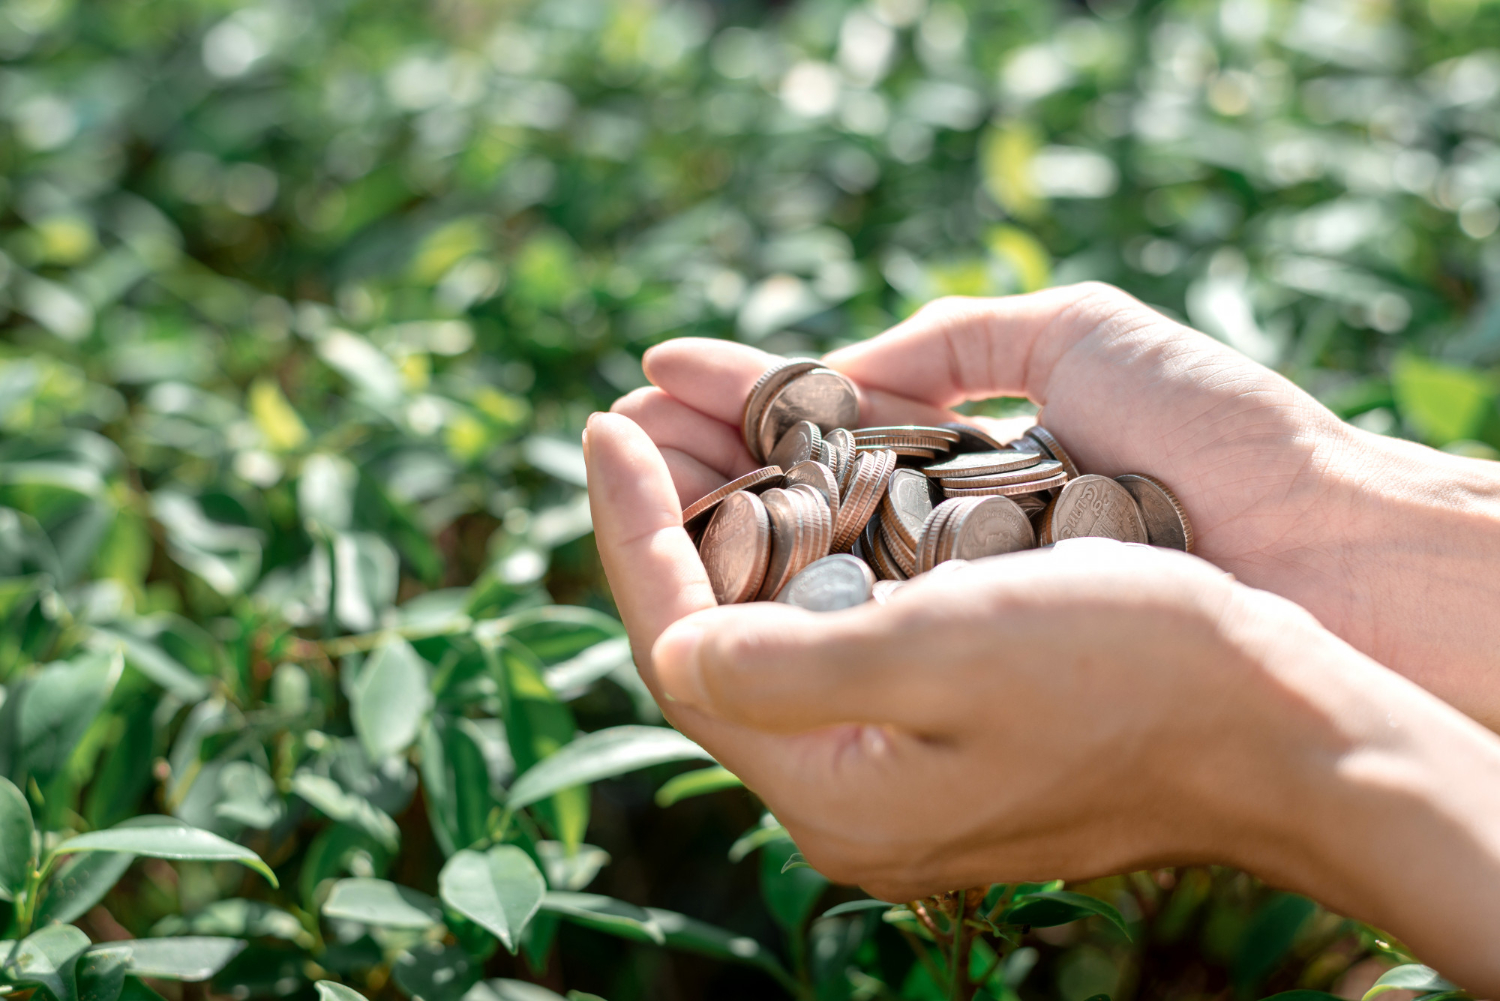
[1234,893,1316,987]
[819,899,896,920]
[999,891,1131,939]
[497,644,587,849]
[654,766,742,808]
[1391,354,1494,445]
[289,772,400,852]
[391,943,478,1001]
[464,981,568,1001]
[214,761,283,830]
[566,994,607,1001]
[0,775,34,901]
[86,629,210,701]
[538,892,665,945]
[1363,965,1458,1000]
[35,852,134,926]
[645,907,791,985]
[315,982,371,1001]
[321,878,443,930]
[728,820,790,863]
[76,945,129,1001]
[14,650,122,785]
[507,726,712,809]
[760,840,826,933]
[53,816,277,888]
[1259,993,1345,1000]
[439,846,546,953]
[100,939,246,981]
[351,637,433,763]
[3,925,91,1001]
[151,899,309,945]
[535,842,610,892]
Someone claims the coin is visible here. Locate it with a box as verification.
[786,483,834,570]
[1023,426,1080,480]
[867,514,909,581]
[937,458,1063,489]
[682,466,786,532]
[943,495,1035,560]
[776,554,876,611]
[939,422,1008,453]
[879,514,918,576]
[756,368,860,462]
[923,450,1045,478]
[1115,473,1194,552]
[916,499,960,574]
[1049,474,1148,544]
[831,449,896,552]
[880,468,935,551]
[742,360,820,461]
[769,420,823,470]
[699,491,771,604]
[940,470,1069,496]
[852,426,961,443]
[783,460,841,524]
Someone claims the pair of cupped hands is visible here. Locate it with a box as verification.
[585,283,1500,988]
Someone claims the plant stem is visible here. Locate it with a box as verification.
[897,925,949,989]
[948,893,969,1001]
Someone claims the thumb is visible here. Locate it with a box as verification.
[652,602,942,733]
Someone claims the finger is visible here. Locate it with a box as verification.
[660,447,729,509]
[642,338,785,424]
[652,602,949,733]
[584,413,718,695]
[823,284,1149,409]
[611,386,758,481]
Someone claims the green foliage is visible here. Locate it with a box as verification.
[1,0,1495,995]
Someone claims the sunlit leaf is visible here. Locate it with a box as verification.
[53,816,277,887]
[654,766,742,808]
[99,939,246,981]
[506,726,713,809]
[321,878,443,930]
[438,847,546,953]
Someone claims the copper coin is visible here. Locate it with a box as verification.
[833,449,897,553]
[683,466,786,532]
[942,495,1035,559]
[754,488,798,600]
[922,450,1045,478]
[769,420,823,470]
[742,360,821,461]
[1050,474,1148,544]
[756,368,860,462]
[786,483,834,570]
[879,516,918,576]
[776,553,876,611]
[1115,473,1194,552]
[939,422,1008,453]
[938,459,1062,489]
[852,425,961,443]
[916,498,960,573]
[1023,426,1080,480]
[1037,497,1055,545]
[867,515,908,581]
[699,491,771,604]
[783,460,841,524]
[941,470,1069,497]
[880,468,935,552]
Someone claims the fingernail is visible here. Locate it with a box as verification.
[653,622,710,710]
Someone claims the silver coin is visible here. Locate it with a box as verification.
[776,554,877,611]
[945,495,1035,559]
[922,450,1045,478]
[882,468,935,550]
[1050,474,1148,544]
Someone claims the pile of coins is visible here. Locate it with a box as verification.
[691,359,1194,611]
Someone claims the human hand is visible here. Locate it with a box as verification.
[585,409,1500,994]
[613,283,1500,729]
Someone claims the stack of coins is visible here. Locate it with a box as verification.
[692,360,1193,612]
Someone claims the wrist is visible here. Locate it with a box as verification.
[1317,428,1500,727]
[1202,589,1500,992]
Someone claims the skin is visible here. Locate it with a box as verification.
[614,282,1500,729]
[588,282,1500,993]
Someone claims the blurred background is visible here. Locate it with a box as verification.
[1,0,1498,997]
